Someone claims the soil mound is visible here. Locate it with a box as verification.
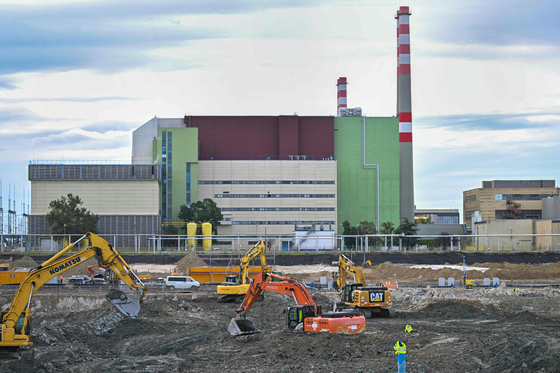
[10,255,38,269]
[410,300,487,319]
[175,253,207,273]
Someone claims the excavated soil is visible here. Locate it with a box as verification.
[1,285,560,372]
[280,261,560,283]
[9,256,39,270]
[175,254,207,274]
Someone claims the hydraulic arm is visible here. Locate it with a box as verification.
[0,233,146,351]
[217,240,270,302]
[229,271,365,336]
[337,254,392,318]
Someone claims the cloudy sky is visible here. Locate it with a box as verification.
[1,0,559,225]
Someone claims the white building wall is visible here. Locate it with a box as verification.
[199,160,337,235]
[132,117,157,164]
[31,180,160,215]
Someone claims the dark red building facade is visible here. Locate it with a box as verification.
[184,115,334,160]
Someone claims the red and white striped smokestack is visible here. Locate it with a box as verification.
[337,77,347,115]
[396,6,414,223]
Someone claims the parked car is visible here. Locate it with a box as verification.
[68,275,91,285]
[165,276,200,291]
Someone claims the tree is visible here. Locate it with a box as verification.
[178,198,223,234]
[341,220,379,248]
[163,225,179,235]
[46,194,99,238]
[416,217,433,224]
[357,220,381,246]
[394,218,418,250]
[380,221,395,235]
[341,220,357,247]
[433,232,451,250]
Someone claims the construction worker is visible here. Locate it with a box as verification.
[59,274,63,284]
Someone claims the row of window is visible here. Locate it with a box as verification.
[221,207,335,211]
[215,194,335,198]
[495,194,557,201]
[232,221,336,225]
[437,216,459,224]
[495,210,542,219]
[465,195,476,203]
[162,131,173,222]
[199,180,335,185]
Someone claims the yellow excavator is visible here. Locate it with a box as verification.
[0,233,147,355]
[217,240,270,303]
[336,254,392,318]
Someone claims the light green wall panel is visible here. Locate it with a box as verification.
[155,128,199,223]
[334,117,400,233]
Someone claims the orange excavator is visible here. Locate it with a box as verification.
[228,271,365,336]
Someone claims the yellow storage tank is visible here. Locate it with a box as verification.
[187,222,197,251]
[202,222,212,251]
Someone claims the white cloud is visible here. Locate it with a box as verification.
[0,0,559,224]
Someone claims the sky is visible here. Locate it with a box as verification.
[1,0,559,227]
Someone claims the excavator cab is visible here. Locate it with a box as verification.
[342,283,362,303]
[287,305,317,330]
[224,275,239,284]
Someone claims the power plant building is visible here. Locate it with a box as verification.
[27,163,162,247]
[28,6,415,240]
[132,112,401,236]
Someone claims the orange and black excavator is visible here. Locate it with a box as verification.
[228,271,365,336]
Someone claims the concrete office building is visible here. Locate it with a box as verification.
[415,208,460,225]
[28,163,162,247]
[463,180,560,229]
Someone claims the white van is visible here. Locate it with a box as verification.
[165,276,200,291]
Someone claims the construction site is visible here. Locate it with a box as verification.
[0,239,560,373]
[0,2,558,373]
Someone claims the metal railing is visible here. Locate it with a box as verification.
[3,233,560,254]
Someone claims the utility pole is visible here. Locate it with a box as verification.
[462,255,467,288]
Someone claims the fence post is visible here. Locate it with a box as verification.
[451,237,454,252]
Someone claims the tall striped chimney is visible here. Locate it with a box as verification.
[337,77,347,115]
[396,6,414,223]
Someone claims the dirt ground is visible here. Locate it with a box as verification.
[1,284,560,373]
[278,262,560,283]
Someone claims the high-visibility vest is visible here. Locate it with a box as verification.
[394,341,407,354]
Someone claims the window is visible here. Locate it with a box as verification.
[465,195,476,203]
[215,194,335,198]
[221,207,335,211]
[199,180,335,184]
[232,221,336,225]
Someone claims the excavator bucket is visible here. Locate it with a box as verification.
[106,289,142,317]
[228,317,261,336]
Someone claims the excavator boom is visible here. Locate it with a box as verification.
[337,254,392,318]
[217,240,270,302]
[228,271,365,336]
[0,233,147,350]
